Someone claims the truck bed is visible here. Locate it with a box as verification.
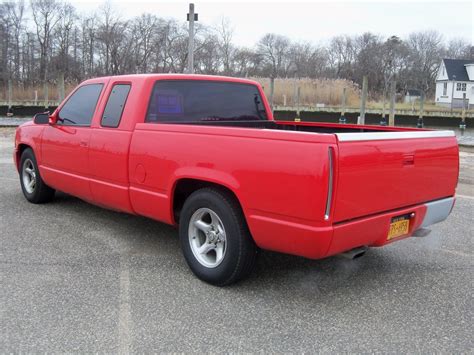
[136,119,458,223]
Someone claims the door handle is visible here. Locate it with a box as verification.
[80,140,88,147]
[403,154,415,166]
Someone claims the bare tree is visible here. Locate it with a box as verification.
[80,15,97,77]
[328,35,356,78]
[130,14,159,73]
[30,0,63,82]
[257,33,290,78]
[446,38,472,59]
[53,3,76,76]
[216,17,234,75]
[4,0,25,82]
[406,30,444,93]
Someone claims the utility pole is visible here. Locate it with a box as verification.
[186,3,198,74]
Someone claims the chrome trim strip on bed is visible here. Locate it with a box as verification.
[420,197,455,228]
[336,130,455,142]
[324,147,334,220]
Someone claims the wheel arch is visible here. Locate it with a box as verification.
[16,143,33,171]
[171,178,247,227]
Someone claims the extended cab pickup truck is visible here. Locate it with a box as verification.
[14,74,459,285]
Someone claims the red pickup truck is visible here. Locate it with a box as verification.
[14,74,459,285]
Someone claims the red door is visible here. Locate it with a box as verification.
[39,83,105,201]
[40,125,92,200]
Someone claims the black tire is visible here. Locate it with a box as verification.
[179,187,258,286]
[19,148,55,204]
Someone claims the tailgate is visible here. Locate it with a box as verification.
[333,131,459,223]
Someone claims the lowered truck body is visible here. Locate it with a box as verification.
[14,74,459,285]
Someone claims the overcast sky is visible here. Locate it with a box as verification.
[70,0,473,46]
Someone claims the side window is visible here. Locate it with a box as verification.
[101,84,131,128]
[58,84,103,126]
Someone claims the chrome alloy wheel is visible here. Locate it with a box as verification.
[188,208,227,268]
[22,158,36,194]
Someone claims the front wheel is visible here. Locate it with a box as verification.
[19,148,55,204]
[179,188,258,286]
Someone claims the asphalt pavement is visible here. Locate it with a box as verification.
[0,127,472,353]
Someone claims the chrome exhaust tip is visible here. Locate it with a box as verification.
[339,246,369,260]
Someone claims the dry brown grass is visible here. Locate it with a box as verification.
[2,78,361,106]
[0,83,77,102]
[252,77,361,107]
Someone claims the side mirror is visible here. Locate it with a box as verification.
[48,111,58,125]
[33,112,49,125]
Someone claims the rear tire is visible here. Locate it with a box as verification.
[179,187,258,286]
[19,148,55,204]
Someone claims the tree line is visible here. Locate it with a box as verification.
[1,0,472,99]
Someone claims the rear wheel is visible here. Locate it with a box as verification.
[20,148,55,204]
[179,188,258,286]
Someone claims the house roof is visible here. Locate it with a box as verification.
[443,58,474,81]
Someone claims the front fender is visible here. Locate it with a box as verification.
[14,123,45,171]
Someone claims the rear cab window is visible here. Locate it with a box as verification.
[146,80,267,123]
[101,84,131,128]
[58,84,103,126]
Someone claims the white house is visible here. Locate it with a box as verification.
[435,58,474,109]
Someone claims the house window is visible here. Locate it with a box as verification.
[443,82,447,95]
[456,83,467,91]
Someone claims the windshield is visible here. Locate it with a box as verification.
[146,80,267,123]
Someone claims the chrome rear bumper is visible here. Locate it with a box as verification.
[421,197,455,228]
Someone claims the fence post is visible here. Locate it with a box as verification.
[359,76,367,124]
[269,77,275,113]
[44,82,49,109]
[380,91,387,126]
[283,94,287,107]
[339,87,347,123]
[459,93,467,131]
[417,91,425,128]
[58,72,65,102]
[293,77,298,105]
[388,81,396,126]
[34,90,38,106]
[296,86,301,119]
[7,80,13,116]
[7,79,12,108]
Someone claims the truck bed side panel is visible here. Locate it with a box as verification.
[128,124,336,253]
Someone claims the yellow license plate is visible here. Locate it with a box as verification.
[388,217,410,240]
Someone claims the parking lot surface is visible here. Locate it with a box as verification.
[0,127,472,352]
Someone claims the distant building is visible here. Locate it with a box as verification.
[404,89,421,103]
[435,58,474,109]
